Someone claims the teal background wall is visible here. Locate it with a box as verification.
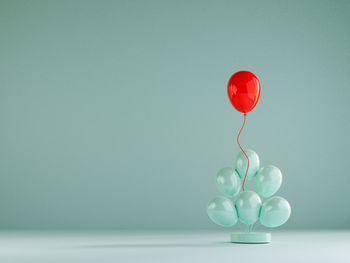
[1,0,349,229]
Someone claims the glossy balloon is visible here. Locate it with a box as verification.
[235,191,262,225]
[216,167,241,198]
[256,165,282,197]
[227,71,261,113]
[207,196,238,227]
[260,196,291,228]
[235,149,260,181]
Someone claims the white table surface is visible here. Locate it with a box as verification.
[0,230,349,263]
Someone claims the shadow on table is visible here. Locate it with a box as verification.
[73,241,241,249]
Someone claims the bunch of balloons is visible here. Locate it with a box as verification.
[206,71,291,240]
[207,149,291,229]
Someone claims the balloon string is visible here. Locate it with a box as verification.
[237,113,249,191]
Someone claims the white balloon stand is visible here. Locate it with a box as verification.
[230,232,271,244]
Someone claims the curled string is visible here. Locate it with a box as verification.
[236,113,249,191]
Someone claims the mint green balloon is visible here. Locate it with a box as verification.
[235,149,260,181]
[235,191,262,225]
[207,196,238,227]
[256,165,282,197]
[260,196,291,228]
[216,167,241,198]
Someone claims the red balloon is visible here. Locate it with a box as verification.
[227,71,261,113]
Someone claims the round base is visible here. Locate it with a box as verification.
[230,232,271,244]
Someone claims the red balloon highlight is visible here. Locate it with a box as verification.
[227,71,261,113]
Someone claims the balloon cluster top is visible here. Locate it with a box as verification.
[207,150,291,229]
